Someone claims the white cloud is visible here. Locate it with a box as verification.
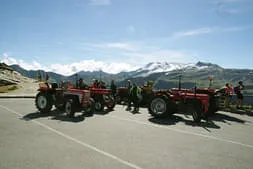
[126,25,135,34]
[50,60,139,75]
[1,53,49,71]
[1,53,18,65]
[172,27,213,38]
[106,43,137,51]
[172,25,253,38]
[89,0,111,5]
[1,54,139,75]
[82,42,137,51]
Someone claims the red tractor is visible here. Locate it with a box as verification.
[170,88,219,116]
[117,78,213,122]
[89,88,116,111]
[67,74,116,112]
[35,82,95,117]
[116,87,130,104]
[149,76,218,122]
[117,85,210,122]
[149,89,210,123]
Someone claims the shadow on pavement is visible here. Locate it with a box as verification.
[148,111,249,131]
[22,109,86,123]
[51,114,85,123]
[22,110,60,120]
[149,115,183,125]
[149,115,221,130]
[208,112,248,124]
[94,108,115,116]
[221,108,253,117]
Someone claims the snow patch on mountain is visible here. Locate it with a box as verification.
[133,62,211,77]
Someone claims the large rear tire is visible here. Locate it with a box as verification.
[149,95,174,118]
[35,92,53,113]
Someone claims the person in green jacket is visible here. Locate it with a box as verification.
[130,83,142,113]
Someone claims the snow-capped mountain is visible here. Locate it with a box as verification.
[6,61,253,91]
[131,61,221,77]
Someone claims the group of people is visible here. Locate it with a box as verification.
[224,81,245,109]
[78,78,117,96]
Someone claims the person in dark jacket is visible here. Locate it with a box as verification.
[235,81,245,109]
[110,80,117,97]
[79,78,89,90]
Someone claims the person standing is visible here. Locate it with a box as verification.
[224,83,232,108]
[126,80,132,111]
[91,79,98,88]
[110,80,117,97]
[130,83,142,113]
[234,81,245,109]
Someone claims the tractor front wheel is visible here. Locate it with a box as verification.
[65,99,75,117]
[35,92,53,113]
[94,100,104,111]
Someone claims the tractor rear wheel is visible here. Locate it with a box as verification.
[149,95,170,118]
[35,92,53,113]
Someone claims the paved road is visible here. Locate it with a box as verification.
[0,99,253,169]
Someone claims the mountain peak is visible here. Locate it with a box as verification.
[195,61,221,68]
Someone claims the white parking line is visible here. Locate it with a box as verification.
[108,114,253,149]
[0,105,143,169]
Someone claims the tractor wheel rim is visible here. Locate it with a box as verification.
[65,102,71,115]
[151,98,166,114]
[95,102,101,110]
[38,95,47,109]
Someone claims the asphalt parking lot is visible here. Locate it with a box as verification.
[0,98,253,169]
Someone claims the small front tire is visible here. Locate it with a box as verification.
[94,100,104,111]
[65,99,75,117]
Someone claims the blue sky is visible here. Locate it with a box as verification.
[0,0,253,75]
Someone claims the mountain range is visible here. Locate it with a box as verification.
[6,61,253,94]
